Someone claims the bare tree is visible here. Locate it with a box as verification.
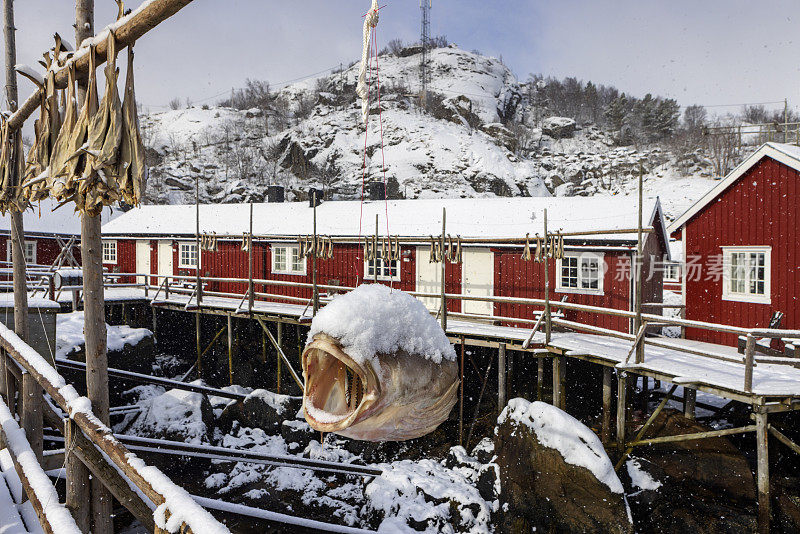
[168,97,181,110]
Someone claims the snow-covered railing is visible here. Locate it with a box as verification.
[0,397,82,534]
[0,322,230,534]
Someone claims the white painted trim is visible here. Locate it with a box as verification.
[668,143,800,233]
[178,242,200,269]
[102,240,117,264]
[7,240,36,265]
[555,251,605,296]
[721,246,771,305]
[363,258,401,282]
[270,244,306,276]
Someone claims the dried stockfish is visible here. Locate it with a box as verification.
[114,44,146,206]
[48,64,77,197]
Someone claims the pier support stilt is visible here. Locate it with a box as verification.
[537,357,544,401]
[602,367,612,444]
[195,311,202,378]
[755,410,770,533]
[497,343,506,411]
[617,371,628,454]
[276,322,283,393]
[227,314,234,385]
[683,388,696,420]
[552,355,565,410]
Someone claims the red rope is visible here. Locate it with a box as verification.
[373,27,393,289]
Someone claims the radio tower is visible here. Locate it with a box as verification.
[420,0,431,105]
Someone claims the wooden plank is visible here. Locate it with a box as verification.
[769,424,800,456]
[630,425,756,446]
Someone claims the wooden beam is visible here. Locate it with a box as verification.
[8,0,195,132]
[629,425,756,446]
[552,355,565,410]
[755,412,770,534]
[616,371,627,453]
[21,372,43,463]
[683,387,697,420]
[256,316,303,390]
[769,424,800,456]
[497,343,506,411]
[227,314,234,385]
[536,357,544,401]
[602,367,612,444]
[616,384,678,471]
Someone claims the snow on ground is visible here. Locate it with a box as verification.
[662,289,683,338]
[499,398,624,494]
[626,459,662,492]
[127,388,211,445]
[308,284,456,366]
[56,311,152,359]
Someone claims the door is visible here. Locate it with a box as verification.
[462,247,493,315]
[416,246,441,312]
[135,241,150,286]
[157,241,173,285]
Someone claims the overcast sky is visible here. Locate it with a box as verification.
[8,0,800,116]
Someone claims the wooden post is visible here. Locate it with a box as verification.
[552,355,565,410]
[195,176,202,305]
[537,356,544,401]
[440,207,447,331]
[602,366,612,444]
[634,168,644,363]
[21,372,42,462]
[248,203,254,313]
[641,376,649,412]
[276,322,282,394]
[755,410,770,533]
[497,343,506,411]
[374,214,378,284]
[312,192,319,315]
[744,334,756,392]
[683,387,696,420]
[458,338,464,446]
[617,371,628,453]
[227,314,234,385]
[543,209,551,344]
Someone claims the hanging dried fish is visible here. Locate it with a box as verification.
[48,64,77,198]
[549,236,556,259]
[326,236,333,259]
[113,43,146,207]
[534,235,543,263]
[392,236,400,261]
[556,232,565,259]
[454,236,462,264]
[521,233,531,261]
[0,117,20,214]
[241,233,250,252]
[362,236,369,262]
[429,236,437,263]
[21,59,60,203]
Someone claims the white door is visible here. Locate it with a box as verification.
[157,241,173,283]
[462,247,493,315]
[416,246,442,312]
[135,241,150,285]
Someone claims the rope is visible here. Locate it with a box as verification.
[373,27,392,290]
[356,0,379,125]
[355,14,376,286]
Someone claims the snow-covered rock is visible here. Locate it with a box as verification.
[128,388,213,445]
[542,116,577,138]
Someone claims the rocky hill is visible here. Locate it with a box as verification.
[140,45,725,222]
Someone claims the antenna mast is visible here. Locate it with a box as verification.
[420,0,431,105]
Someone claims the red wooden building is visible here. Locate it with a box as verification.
[102,196,670,333]
[669,143,800,345]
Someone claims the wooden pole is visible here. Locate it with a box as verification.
[744,334,756,392]
[602,367,612,443]
[537,356,544,401]
[458,338,464,446]
[227,314,233,385]
[276,322,282,394]
[441,207,447,331]
[312,192,319,314]
[755,410,770,533]
[248,203,254,313]
[544,209,551,344]
[683,387,696,420]
[634,167,644,363]
[552,355,565,410]
[374,214,378,284]
[497,342,506,411]
[195,177,202,375]
[616,371,628,454]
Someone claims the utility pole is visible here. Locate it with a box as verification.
[75,2,113,532]
[419,0,431,106]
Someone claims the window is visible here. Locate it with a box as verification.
[556,252,604,295]
[664,263,681,282]
[272,245,306,275]
[6,240,36,265]
[179,243,199,269]
[364,257,400,282]
[722,246,770,304]
[102,241,117,264]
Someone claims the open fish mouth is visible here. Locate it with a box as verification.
[302,335,378,432]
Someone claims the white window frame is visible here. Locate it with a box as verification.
[178,242,199,269]
[664,262,681,283]
[364,256,401,282]
[271,245,306,275]
[722,246,771,304]
[555,252,605,295]
[7,239,36,265]
[102,240,117,264]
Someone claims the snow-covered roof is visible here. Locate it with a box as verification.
[0,199,119,237]
[102,197,667,244]
[668,142,800,233]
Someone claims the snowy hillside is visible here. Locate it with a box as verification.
[140,45,724,222]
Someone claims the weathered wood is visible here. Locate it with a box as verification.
[440,208,447,331]
[227,314,234,385]
[543,209,551,344]
[616,371,627,453]
[602,367,612,443]
[21,372,43,462]
[276,322,282,393]
[630,425,757,446]
[552,355,565,410]
[257,317,303,390]
[248,203,254,313]
[744,334,756,392]
[616,384,678,471]
[312,194,319,314]
[755,411,770,534]
[66,419,156,532]
[497,343,506,411]
[8,0,195,132]
[458,339,465,446]
[195,309,202,376]
[536,356,544,401]
[634,168,644,363]
[683,387,697,420]
[769,424,800,456]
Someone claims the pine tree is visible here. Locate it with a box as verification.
[604,94,629,132]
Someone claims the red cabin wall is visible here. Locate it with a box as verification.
[104,239,136,283]
[684,156,800,345]
[493,249,633,332]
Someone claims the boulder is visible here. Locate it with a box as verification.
[495,398,632,534]
[624,409,757,533]
[128,389,213,445]
[542,116,577,139]
[218,389,300,433]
